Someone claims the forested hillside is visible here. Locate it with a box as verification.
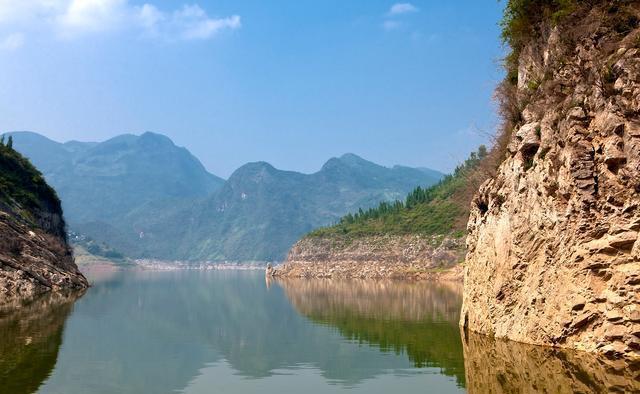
[309,146,489,240]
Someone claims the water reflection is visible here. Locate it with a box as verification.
[37,271,464,393]
[279,279,465,385]
[0,291,83,394]
[1,270,638,393]
[462,331,640,393]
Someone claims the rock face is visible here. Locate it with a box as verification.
[0,213,87,299]
[461,4,640,359]
[273,235,465,280]
[0,145,87,301]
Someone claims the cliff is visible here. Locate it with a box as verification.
[461,0,640,359]
[0,140,87,300]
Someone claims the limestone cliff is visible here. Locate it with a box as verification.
[0,142,87,301]
[461,1,640,359]
[273,235,465,280]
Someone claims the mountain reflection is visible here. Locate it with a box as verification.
[462,331,640,393]
[278,279,466,386]
[38,271,464,393]
[5,271,638,394]
[0,291,82,394]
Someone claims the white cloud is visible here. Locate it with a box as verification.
[0,0,240,43]
[171,5,241,40]
[388,3,418,16]
[0,32,25,50]
[57,0,127,35]
[137,4,164,32]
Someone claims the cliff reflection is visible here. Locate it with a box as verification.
[279,279,466,386]
[0,291,82,394]
[462,331,640,393]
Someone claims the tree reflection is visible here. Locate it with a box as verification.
[0,291,83,394]
[279,279,466,386]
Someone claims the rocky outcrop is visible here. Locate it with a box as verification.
[0,145,87,301]
[0,213,87,300]
[273,234,465,280]
[462,3,640,359]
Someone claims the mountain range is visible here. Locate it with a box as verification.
[5,131,443,261]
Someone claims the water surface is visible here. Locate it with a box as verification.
[0,270,637,393]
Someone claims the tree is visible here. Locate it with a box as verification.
[7,135,13,149]
[478,145,488,159]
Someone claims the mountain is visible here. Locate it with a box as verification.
[130,154,444,261]
[6,131,224,225]
[0,138,87,298]
[5,132,443,261]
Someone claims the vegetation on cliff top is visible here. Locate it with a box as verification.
[0,136,64,230]
[500,0,639,82]
[309,146,489,239]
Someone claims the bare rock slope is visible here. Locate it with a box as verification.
[462,2,640,359]
[273,235,464,280]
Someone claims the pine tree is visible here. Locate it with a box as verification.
[7,135,13,149]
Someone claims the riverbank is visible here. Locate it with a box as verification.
[271,234,465,281]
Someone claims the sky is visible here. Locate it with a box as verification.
[0,1,505,178]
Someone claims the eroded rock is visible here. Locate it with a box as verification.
[461,3,640,359]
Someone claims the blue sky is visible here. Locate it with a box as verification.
[0,1,505,177]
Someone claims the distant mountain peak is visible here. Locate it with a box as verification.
[339,153,366,162]
[140,131,173,142]
[137,131,176,148]
[229,161,278,179]
[321,153,382,174]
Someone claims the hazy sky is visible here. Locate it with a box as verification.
[0,1,505,178]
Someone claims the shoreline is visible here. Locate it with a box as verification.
[271,260,463,281]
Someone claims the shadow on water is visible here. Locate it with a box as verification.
[277,279,466,386]
[462,330,640,393]
[0,291,84,394]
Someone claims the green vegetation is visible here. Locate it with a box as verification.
[0,135,63,229]
[501,0,579,47]
[500,0,581,82]
[309,146,488,239]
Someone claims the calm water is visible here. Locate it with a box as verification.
[0,270,638,394]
